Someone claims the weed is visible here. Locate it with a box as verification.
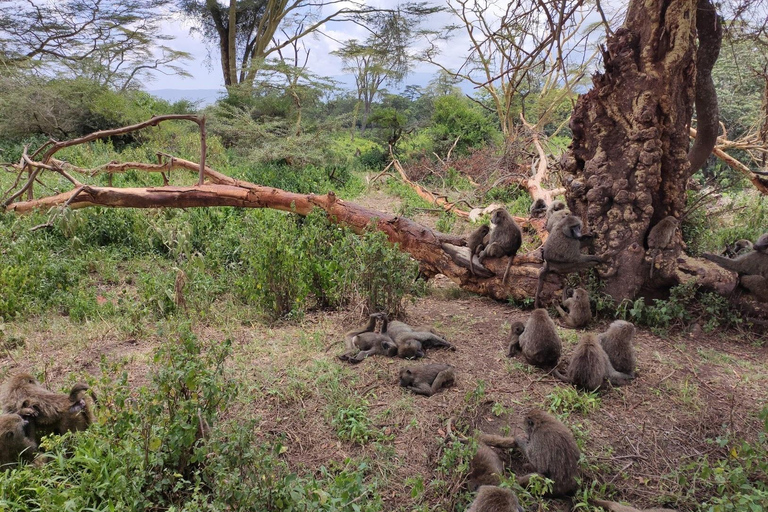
[547,387,601,417]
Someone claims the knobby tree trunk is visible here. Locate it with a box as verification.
[561,0,721,302]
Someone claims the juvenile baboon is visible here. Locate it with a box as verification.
[398,363,455,396]
[704,232,768,301]
[721,239,753,258]
[546,208,572,232]
[508,309,562,368]
[467,443,505,491]
[468,486,524,512]
[506,321,526,358]
[554,334,634,390]
[555,287,592,328]
[529,198,547,218]
[478,208,523,285]
[339,313,398,363]
[0,412,37,470]
[466,224,491,277]
[647,216,679,279]
[592,499,677,512]
[481,408,580,497]
[0,374,95,441]
[598,320,637,375]
[535,215,604,308]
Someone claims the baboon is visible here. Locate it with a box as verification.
[592,499,677,512]
[647,216,679,279]
[598,320,637,376]
[478,208,523,285]
[468,486,524,512]
[545,200,570,231]
[467,443,505,491]
[384,317,456,354]
[339,313,398,363]
[398,363,455,396]
[535,215,604,308]
[0,374,95,441]
[529,198,547,218]
[508,309,562,368]
[703,232,768,301]
[554,334,634,390]
[466,224,491,277]
[546,200,566,217]
[0,412,37,470]
[555,287,592,328]
[481,408,580,497]
[721,239,753,258]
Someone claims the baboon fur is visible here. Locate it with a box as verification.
[647,216,679,279]
[554,334,634,390]
[467,443,505,491]
[478,208,523,285]
[546,208,571,232]
[0,374,95,442]
[529,198,547,218]
[398,363,455,396]
[721,239,753,258]
[339,313,398,363]
[592,498,677,512]
[508,309,562,368]
[703,232,768,302]
[481,409,580,497]
[468,485,524,512]
[598,320,637,375]
[466,224,491,277]
[555,287,592,328]
[0,412,37,469]
[384,319,455,353]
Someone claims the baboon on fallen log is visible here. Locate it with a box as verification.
[703,232,768,302]
[0,412,37,470]
[555,287,592,328]
[468,486,524,512]
[480,408,580,497]
[466,224,491,277]
[721,239,753,258]
[0,374,95,441]
[398,363,455,396]
[554,334,634,390]
[507,309,561,368]
[478,208,522,285]
[529,199,547,218]
[598,320,637,376]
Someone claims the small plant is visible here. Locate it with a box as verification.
[547,387,601,417]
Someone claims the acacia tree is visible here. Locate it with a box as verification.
[0,0,190,90]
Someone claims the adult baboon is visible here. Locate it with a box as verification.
[481,408,580,497]
[468,486,524,512]
[647,216,679,279]
[555,287,592,328]
[0,374,95,441]
[592,499,677,512]
[399,364,455,396]
[535,215,604,308]
[338,313,398,363]
[721,239,753,258]
[478,208,523,285]
[530,198,548,218]
[466,224,491,277]
[598,320,637,376]
[467,443,505,491]
[554,334,634,390]
[508,309,562,368]
[383,317,456,353]
[703,232,768,301]
[0,412,37,470]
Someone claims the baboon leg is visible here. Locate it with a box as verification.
[507,341,521,358]
[401,332,455,351]
[516,472,543,488]
[479,242,504,261]
[407,383,436,396]
[349,348,379,364]
[606,368,635,387]
[502,257,514,285]
[430,369,455,394]
[741,275,768,302]
[552,369,570,383]
[534,265,549,308]
[554,304,567,319]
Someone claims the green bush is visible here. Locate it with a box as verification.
[427,95,502,156]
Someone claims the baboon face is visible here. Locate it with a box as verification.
[510,321,525,336]
[383,340,398,357]
[561,216,583,239]
[756,233,768,252]
[399,369,414,387]
[573,289,588,302]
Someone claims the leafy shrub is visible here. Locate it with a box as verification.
[427,95,502,156]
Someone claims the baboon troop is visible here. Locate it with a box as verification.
[598,320,637,376]
[555,287,592,328]
[0,412,37,470]
[0,373,96,442]
[481,408,580,497]
[477,208,523,285]
[399,363,455,396]
[554,334,634,390]
[703,232,768,302]
[468,485,524,512]
[507,309,562,368]
[536,215,604,308]
[466,224,491,277]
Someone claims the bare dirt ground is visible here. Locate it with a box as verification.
[3,281,767,511]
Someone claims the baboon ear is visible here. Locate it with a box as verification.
[68,399,86,413]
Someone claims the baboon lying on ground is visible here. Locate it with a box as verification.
[338,313,398,363]
[0,412,37,470]
[382,315,455,357]
[468,485,524,512]
[398,364,455,396]
[480,408,580,497]
[0,373,95,442]
[592,498,677,512]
